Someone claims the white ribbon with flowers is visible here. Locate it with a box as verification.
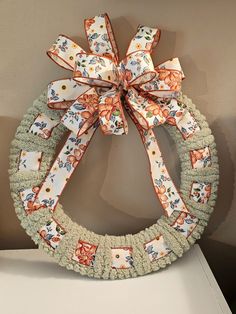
[31,13,189,217]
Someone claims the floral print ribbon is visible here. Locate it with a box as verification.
[47,13,184,136]
[32,13,189,217]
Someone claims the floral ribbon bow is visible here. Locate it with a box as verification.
[47,13,184,136]
[31,13,190,217]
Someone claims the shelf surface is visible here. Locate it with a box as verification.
[0,244,231,314]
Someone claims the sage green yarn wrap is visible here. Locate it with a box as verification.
[9,90,219,279]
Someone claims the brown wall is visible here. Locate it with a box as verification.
[0,0,235,303]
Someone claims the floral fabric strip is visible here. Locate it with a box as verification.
[140,58,184,98]
[38,219,66,250]
[177,111,200,139]
[111,247,133,269]
[190,147,212,168]
[144,235,171,262]
[29,113,59,139]
[33,124,97,211]
[98,89,128,135]
[18,150,42,171]
[74,53,119,87]
[47,35,85,70]
[126,87,166,129]
[47,79,90,110]
[126,25,160,55]
[171,212,198,238]
[190,182,211,204]
[72,240,97,267]
[84,13,119,64]
[159,98,200,139]
[139,126,189,217]
[19,187,40,215]
[61,87,99,136]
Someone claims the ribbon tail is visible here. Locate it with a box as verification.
[124,99,189,217]
[61,87,99,137]
[33,125,98,212]
[125,87,166,129]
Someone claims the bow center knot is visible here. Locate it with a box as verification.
[46,13,184,137]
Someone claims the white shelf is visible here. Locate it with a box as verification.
[0,244,231,314]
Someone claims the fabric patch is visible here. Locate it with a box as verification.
[72,240,97,266]
[177,111,200,139]
[171,212,198,238]
[19,186,40,214]
[190,182,211,204]
[38,219,66,249]
[29,113,58,139]
[144,235,171,262]
[190,147,211,169]
[111,247,133,269]
[18,150,42,171]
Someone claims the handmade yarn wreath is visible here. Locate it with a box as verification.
[9,13,219,279]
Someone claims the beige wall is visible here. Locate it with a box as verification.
[0,0,236,296]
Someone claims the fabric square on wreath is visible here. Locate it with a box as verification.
[72,240,97,267]
[18,150,42,171]
[190,182,211,204]
[144,235,171,262]
[29,113,58,139]
[190,146,211,169]
[171,212,198,238]
[19,186,40,214]
[111,247,133,269]
[177,111,200,139]
[38,219,66,250]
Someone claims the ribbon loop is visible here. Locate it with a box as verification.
[84,13,119,64]
[140,57,184,98]
[120,50,156,87]
[127,25,161,55]
[98,89,128,135]
[73,53,119,87]
[47,35,85,71]
[47,79,90,110]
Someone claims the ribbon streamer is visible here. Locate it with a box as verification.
[33,13,189,217]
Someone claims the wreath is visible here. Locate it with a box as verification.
[9,13,219,279]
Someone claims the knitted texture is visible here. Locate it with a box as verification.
[9,90,219,279]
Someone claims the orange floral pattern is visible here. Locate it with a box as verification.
[72,240,97,266]
[29,113,59,139]
[190,182,211,204]
[33,125,97,212]
[171,212,198,238]
[158,70,182,90]
[19,186,41,215]
[111,247,133,269]
[190,147,211,169]
[144,235,171,262]
[38,219,66,250]
[61,88,99,136]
